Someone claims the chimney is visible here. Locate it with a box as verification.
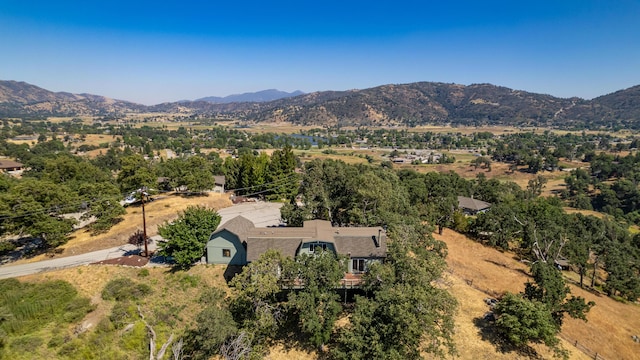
[372,235,380,248]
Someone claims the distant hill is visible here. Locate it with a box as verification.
[232,82,640,129]
[195,89,305,103]
[2,80,640,129]
[0,80,144,118]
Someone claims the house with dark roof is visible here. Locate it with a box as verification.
[206,217,386,274]
[457,196,492,215]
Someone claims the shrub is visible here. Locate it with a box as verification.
[47,332,66,348]
[101,278,152,301]
[137,268,150,278]
[169,272,200,290]
[10,335,43,353]
[109,302,137,329]
[128,230,145,248]
[0,279,93,336]
[0,241,17,256]
[63,297,95,323]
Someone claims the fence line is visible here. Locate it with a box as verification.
[559,333,605,360]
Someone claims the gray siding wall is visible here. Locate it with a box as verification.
[206,230,246,265]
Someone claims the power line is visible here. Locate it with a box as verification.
[241,182,295,198]
[0,172,300,222]
[226,173,298,192]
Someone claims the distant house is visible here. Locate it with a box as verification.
[0,159,23,173]
[213,175,226,193]
[457,196,491,215]
[206,217,386,275]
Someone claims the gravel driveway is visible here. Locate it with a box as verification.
[217,201,284,227]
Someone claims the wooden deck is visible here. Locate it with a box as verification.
[340,273,364,288]
[281,272,365,289]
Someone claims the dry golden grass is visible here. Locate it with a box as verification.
[244,123,323,134]
[76,134,121,147]
[411,125,521,135]
[435,228,640,360]
[295,149,370,165]
[17,261,317,360]
[563,207,608,219]
[46,116,94,125]
[263,344,317,360]
[5,138,36,146]
[15,193,232,264]
[426,274,589,360]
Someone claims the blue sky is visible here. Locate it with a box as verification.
[1,0,638,105]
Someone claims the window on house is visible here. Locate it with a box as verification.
[352,259,366,273]
[310,243,328,253]
[222,249,231,257]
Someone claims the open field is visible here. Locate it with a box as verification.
[44,116,95,124]
[75,133,121,147]
[295,148,372,165]
[436,228,640,360]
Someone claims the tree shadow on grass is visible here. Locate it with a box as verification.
[268,308,326,357]
[223,265,243,283]
[484,259,531,277]
[473,314,544,359]
[0,236,52,264]
[174,191,210,198]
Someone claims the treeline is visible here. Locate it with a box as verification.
[563,151,640,226]
[0,140,126,248]
[0,120,313,156]
[0,138,297,254]
[4,118,636,160]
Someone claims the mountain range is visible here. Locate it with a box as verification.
[195,89,304,103]
[1,80,639,129]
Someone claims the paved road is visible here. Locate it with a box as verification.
[0,202,283,279]
[0,243,142,279]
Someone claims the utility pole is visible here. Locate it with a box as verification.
[141,190,149,257]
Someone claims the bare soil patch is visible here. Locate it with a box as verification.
[435,228,640,360]
[92,255,149,267]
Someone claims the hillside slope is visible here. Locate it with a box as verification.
[2,80,640,129]
[436,228,639,360]
[0,80,144,117]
